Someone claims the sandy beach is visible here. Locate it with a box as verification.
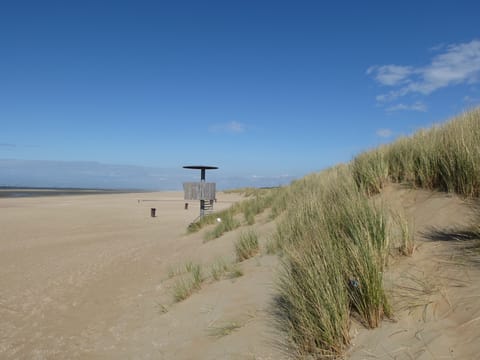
[0,191,287,359]
[2,187,480,359]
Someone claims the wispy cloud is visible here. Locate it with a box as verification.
[368,39,480,108]
[376,129,393,138]
[0,159,297,190]
[367,65,413,86]
[429,43,446,52]
[0,159,182,189]
[209,121,246,134]
[386,102,427,113]
[0,143,16,148]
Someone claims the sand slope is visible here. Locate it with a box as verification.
[0,192,287,359]
[1,187,479,359]
[348,185,480,359]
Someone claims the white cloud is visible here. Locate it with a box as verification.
[227,121,246,133]
[386,102,427,112]
[367,65,413,86]
[376,129,393,138]
[429,43,446,52]
[209,121,246,134]
[368,39,480,106]
[375,87,410,103]
[0,160,297,190]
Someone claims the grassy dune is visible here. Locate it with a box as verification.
[274,108,480,357]
[352,108,480,196]
[273,167,397,356]
[187,108,480,357]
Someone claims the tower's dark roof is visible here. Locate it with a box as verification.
[183,165,218,170]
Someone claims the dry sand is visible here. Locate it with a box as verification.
[349,185,480,359]
[0,192,286,359]
[1,187,480,359]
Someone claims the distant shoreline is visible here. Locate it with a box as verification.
[0,187,151,198]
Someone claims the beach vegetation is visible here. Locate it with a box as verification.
[352,108,480,197]
[210,257,244,280]
[204,211,240,241]
[172,262,203,302]
[234,230,260,262]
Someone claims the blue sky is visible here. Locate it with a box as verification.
[1,0,480,189]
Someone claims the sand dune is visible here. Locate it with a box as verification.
[349,185,480,359]
[1,187,479,359]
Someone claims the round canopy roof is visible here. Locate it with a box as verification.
[183,165,218,170]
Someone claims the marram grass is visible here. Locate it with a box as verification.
[273,108,480,356]
[209,257,244,280]
[352,108,480,197]
[180,109,480,357]
[274,167,393,356]
[172,262,203,302]
[204,211,240,241]
[234,230,260,262]
[188,186,287,235]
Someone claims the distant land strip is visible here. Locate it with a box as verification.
[0,187,149,198]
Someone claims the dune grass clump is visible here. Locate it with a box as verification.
[352,108,480,197]
[241,197,264,225]
[228,265,244,278]
[210,257,244,280]
[235,230,260,262]
[265,235,282,255]
[272,109,480,356]
[352,150,389,195]
[204,211,240,241]
[391,211,415,256]
[210,257,230,281]
[207,321,243,338]
[172,262,203,302]
[277,234,351,357]
[239,187,284,224]
[188,187,285,234]
[187,213,218,233]
[274,167,393,356]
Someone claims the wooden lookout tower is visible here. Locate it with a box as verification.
[183,165,218,219]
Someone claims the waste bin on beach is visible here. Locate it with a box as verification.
[151,208,156,217]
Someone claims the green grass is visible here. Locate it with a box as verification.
[273,167,394,356]
[210,257,244,280]
[352,149,389,195]
[207,321,243,338]
[272,109,480,356]
[187,213,218,233]
[391,210,415,256]
[264,236,281,255]
[235,230,260,262]
[277,232,351,357]
[210,257,230,281]
[352,108,480,197]
[179,109,480,357]
[188,187,286,235]
[204,211,240,241]
[172,262,203,302]
[228,264,244,278]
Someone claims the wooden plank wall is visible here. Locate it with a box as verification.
[183,182,216,200]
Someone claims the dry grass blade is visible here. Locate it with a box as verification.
[235,230,260,262]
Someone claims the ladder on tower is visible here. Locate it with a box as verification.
[203,199,214,213]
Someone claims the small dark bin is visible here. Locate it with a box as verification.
[184,203,189,210]
[151,208,156,217]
